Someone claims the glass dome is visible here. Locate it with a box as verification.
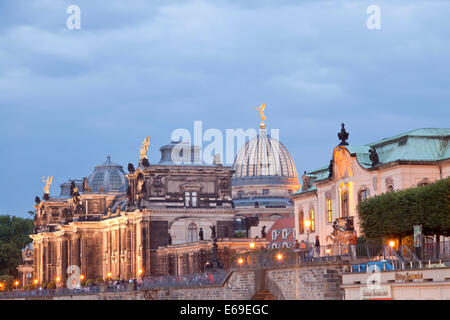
[87,156,128,193]
[233,128,298,186]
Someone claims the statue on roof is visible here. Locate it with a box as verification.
[261,225,267,238]
[70,181,76,196]
[82,177,92,193]
[301,171,311,191]
[128,163,135,174]
[255,103,267,129]
[139,136,150,162]
[72,187,82,214]
[338,123,349,146]
[42,176,53,199]
[369,148,380,168]
[328,159,334,179]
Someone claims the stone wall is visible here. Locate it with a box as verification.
[266,263,347,300]
[5,263,349,300]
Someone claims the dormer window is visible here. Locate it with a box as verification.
[282,229,290,240]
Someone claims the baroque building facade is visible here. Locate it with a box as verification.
[292,126,450,246]
[28,140,255,285]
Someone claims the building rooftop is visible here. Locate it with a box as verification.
[294,128,450,195]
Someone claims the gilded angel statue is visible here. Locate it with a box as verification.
[255,103,267,128]
[139,136,150,160]
[42,176,53,194]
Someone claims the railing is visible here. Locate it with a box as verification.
[0,271,228,299]
[421,241,450,261]
[140,271,228,289]
[229,243,433,272]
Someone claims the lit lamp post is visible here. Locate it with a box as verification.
[276,253,283,262]
[249,242,255,249]
[304,220,311,248]
[14,280,19,292]
[138,269,143,278]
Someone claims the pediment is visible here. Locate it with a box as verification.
[180,182,202,192]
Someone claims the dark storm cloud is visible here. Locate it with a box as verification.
[0,0,449,216]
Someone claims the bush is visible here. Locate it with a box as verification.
[358,178,450,241]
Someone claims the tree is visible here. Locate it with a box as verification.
[0,215,34,277]
[358,178,450,242]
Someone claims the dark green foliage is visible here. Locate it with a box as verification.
[358,178,450,241]
[0,215,34,277]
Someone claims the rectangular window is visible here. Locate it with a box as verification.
[263,189,270,195]
[185,192,191,207]
[192,192,198,207]
[327,199,332,224]
[298,211,304,234]
[310,208,315,232]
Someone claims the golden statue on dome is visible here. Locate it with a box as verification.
[139,136,150,161]
[255,103,267,129]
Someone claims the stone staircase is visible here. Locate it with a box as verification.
[251,290,275,300]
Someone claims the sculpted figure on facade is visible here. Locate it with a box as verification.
[369,148,380,168]
[301,171,311,191]
[82,177,92,193]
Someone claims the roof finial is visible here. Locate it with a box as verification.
[106,155,111,164]
[338,123,349,146]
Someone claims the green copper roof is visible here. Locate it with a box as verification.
[293,128,450,195]
[365,128,450,165]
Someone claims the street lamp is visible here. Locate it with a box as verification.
[138,269,143,277]
[238,258,244,265]
[389,240,395,248]
[80,274,85,281]
[249,242,255,249]
[304,220,311,247]
[107,272,112,279]
[276,253,283,261]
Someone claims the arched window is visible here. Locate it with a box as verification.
[387,185,394,193]
[326,199,332,224]
[187,223,198,242]
[309,208,315,232]
[341,190,349,218]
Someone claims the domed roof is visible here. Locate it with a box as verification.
[87,156,128,193]
[233,128,298,186]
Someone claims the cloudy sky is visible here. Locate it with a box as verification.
[0,0,449,217]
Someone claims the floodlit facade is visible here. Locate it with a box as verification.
[291,127,450,246]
